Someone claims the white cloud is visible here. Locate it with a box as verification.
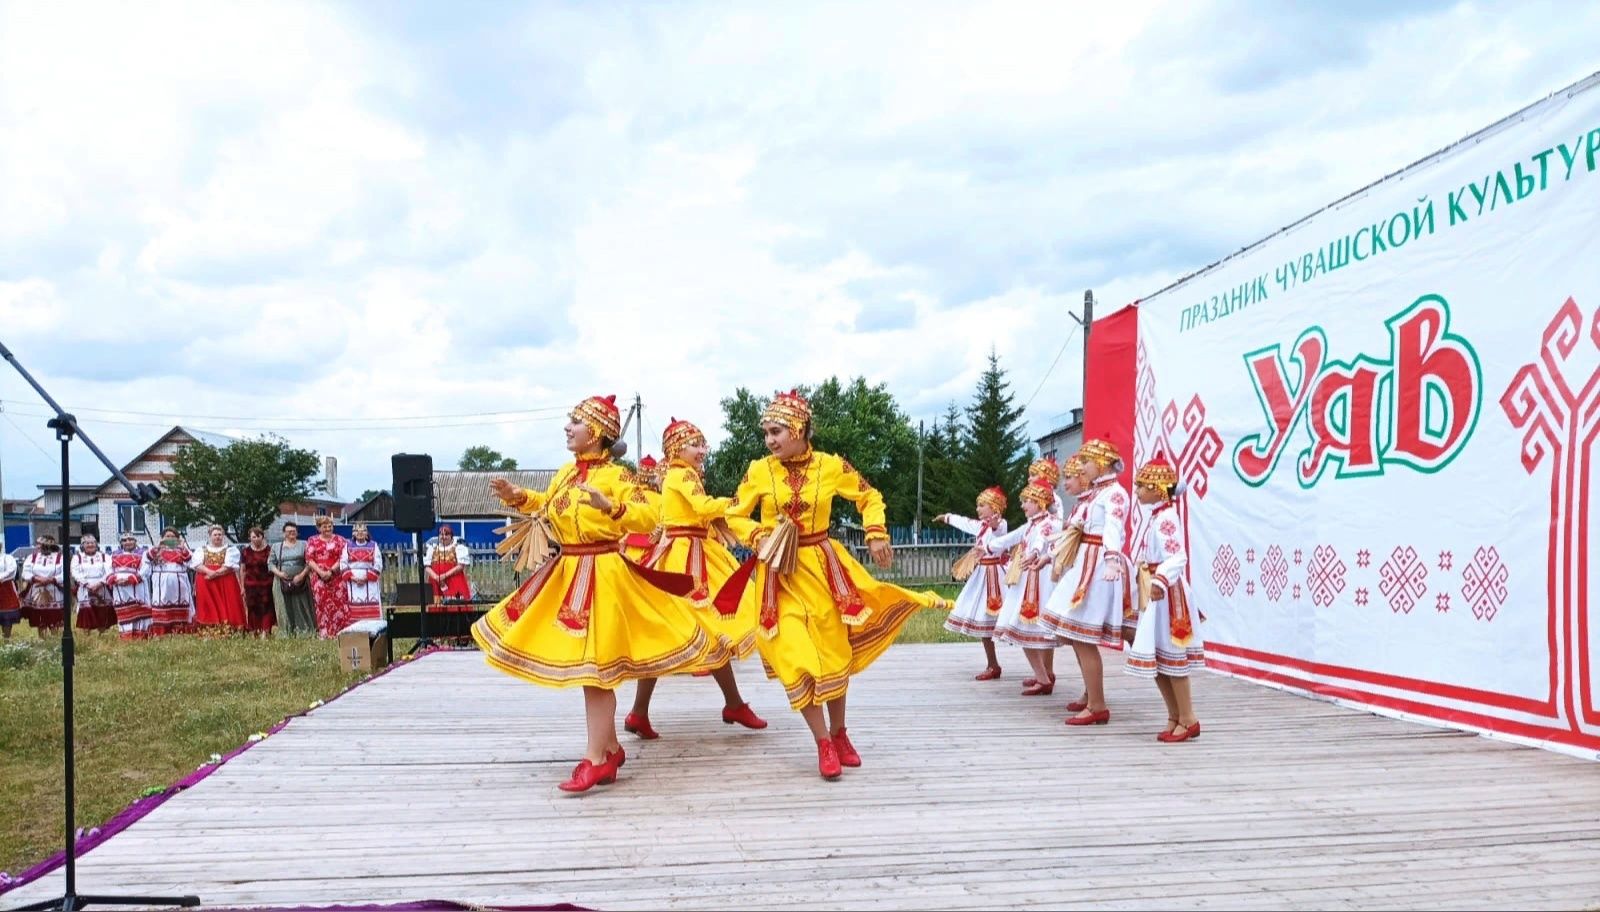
[0,0,1595,499]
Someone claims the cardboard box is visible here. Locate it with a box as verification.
[336,622,390,673]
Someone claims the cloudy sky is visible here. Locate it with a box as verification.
[0,0,1594,501]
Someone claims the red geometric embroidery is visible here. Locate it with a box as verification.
[1461,545,1509,623]
[1212,544,1241,597]
[1307,545,1348,608]
[1379,546,1428,615]
[1436,592,1451,613]
[1260,545,1289,602]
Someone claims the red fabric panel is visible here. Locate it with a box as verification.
[1083,302,1139,490]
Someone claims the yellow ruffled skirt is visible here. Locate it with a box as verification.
[651,530,758,660]
[472,543,733,690]
[735,538,947,710]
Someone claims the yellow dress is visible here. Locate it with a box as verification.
[471,456,733,689]
[620,487,661,564]
[721,449,948,709]
[643,460,758,659]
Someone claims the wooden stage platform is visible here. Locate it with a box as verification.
[5,646,1597,910]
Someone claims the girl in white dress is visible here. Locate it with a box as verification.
[935,486,1010,681]
[1126,456,1205,743]
[984,481,1060,696]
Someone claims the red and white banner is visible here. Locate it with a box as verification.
[1133,74,1600,759]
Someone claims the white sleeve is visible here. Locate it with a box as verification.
[338,548,351,573]
[940,514,983,536]
[1153,513,1188,588]
[457,543,472,566]
[53,557,65,584]
[70,555,87,584]
[373,547,384,572]
[1098,488,1130,558]
[0,555,15,581]
[228,546,243,570]
[984,523,1028,555]
[188,549,204,570]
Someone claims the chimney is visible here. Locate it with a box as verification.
[324,456,339,500]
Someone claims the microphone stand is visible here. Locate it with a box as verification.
[0,341,199,910]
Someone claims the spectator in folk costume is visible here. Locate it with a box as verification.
[71,534,116,633]
[340,523,384,623]
[934,486,1011,681]
[625,420,767,741]
[425,524,472,604]
[305,516,349,638]
[1042,438,1134,727]
[192,524,247,631]
[240,526,276,635]
[983,480,1061,695]
[473,394,735,793]
[22,534,66,635]
[716,390,950,781]
[1127,456,1206,743]
[271,522,315,635]
[107,533,152,639]
[0,547,21,639]
[620,454,662,565]
[146,527,194,635]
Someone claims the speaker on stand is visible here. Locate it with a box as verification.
[391,454,436,652]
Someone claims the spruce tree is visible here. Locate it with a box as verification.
[960,351,1033,527]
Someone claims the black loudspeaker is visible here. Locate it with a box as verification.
[391,453,436,532]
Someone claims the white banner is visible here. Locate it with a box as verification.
[1134,74,1600,759]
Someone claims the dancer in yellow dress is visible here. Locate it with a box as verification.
[715,390,951,780]
[620,454,661,564]
[624,419,768,739]
[472,394,734,793]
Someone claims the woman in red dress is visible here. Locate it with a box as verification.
[241,526,276,635]
[425,524,472,603]
[306,516,350,638]
[191,524,248,630]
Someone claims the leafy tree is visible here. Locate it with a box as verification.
[702,388,770,497]
[161,436,326,542]
[459,445,518,471]
[960,351,1032,527]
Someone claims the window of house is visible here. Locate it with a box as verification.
[117,503,159,535]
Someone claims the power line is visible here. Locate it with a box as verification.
[1021,323,1080,412]
[0,408,569,434]
[0,400,570,425]
[1,410,57,461]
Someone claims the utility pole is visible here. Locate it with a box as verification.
[914,419,925,545]
[1081,290,1094,414]
[633,393,644,461]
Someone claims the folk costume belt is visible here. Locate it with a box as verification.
[713,529,871,634]
[502,539,696,636]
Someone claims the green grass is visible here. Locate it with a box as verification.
[0,634,363,876]
[894,583,967,645]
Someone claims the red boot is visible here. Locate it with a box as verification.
[623,712,659,740]
[722,702,768,729]
[816,737,842,780]
[832,728,862,768]
[557,758,610,793]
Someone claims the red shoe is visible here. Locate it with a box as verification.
[1022,677,1038,687]
[1065,708,1112,726]
[1020,682,1054,696]
[605,745,627,771]
[832,728,861,768]
[623,712,659,740]
[557,759,611,793]
[1159,722,1201,743]
[722,702,768,729]
[816,738,842,780]
[974,666,1002,681]
[1066,696,1089,713]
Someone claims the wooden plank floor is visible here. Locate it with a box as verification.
[7,645,1599,911]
